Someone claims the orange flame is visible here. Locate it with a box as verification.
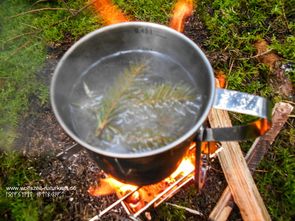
[169,156,195,179]
[215,70,227,89]
[88,177,137,197]
[253,118,271,136]
[169,0,194,32]
[93,0,129,25]
[87,142,220,213]
[88,148,196,212]
[88,142,219,211]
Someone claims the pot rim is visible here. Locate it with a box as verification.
[51,21,215,159]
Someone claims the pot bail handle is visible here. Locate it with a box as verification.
[201,88,272,141]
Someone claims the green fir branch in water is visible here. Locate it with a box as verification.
[137,83,195,106]
[126,128,175,152]
[95,62,147,137]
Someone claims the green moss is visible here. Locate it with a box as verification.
[31,0,100,43]
[198,0,295,220]
[0,0,100,149]
[270,36,295,60]
[255,127,295,220]
[0,151,55,221]
[0,2,45,147]
[113,0,176,24]
[157,203,186,221]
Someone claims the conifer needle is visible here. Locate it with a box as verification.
[95,62,147,137]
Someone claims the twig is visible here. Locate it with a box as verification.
[20,22,39,30]
[225,58,235,88]
[32,0,50,7]
[281,2,291,33]
[61,0,76,16]
[239,49,273,60]
[4,31,40,44]
[89,186,140,221]
[209,166,223,174]
[76,0,97,15]
[43,0,97,29]
[254,169,269,173]
[3,40,32,61]
[9,8,77,18]
[6,0,96,43]
[282,100,295,105]
[228,59,235,76]
[4,0,96,46]
[166,202,204,216]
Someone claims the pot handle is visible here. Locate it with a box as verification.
[200,88,272,141]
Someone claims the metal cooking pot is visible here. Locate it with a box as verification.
[51,22,271,185]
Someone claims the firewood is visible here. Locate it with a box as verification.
[209,102,293,221]
[207,81,271,221]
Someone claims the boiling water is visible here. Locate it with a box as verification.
[70,50,203,153]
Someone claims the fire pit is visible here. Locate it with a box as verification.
[57,142,211,220]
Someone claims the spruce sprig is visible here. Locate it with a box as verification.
[126,129,175,152]
[136,83,195,106]
[95,62,147,137]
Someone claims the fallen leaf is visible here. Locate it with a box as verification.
[254,39,293,98]
[254,39,281,70]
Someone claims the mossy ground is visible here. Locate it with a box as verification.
[196,1,294,220]
[0,0,294,220]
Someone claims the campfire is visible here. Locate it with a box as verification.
[88,142,213,219]
[67,1,275,220]
[85,0,211,219]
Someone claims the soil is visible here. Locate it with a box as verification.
[14,14,242,221]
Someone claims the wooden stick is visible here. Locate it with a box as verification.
[239,49,273,60]
[209,102,293,221]
[207,85,271,221]
[166,202,204,216]
[3,40,32,61]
